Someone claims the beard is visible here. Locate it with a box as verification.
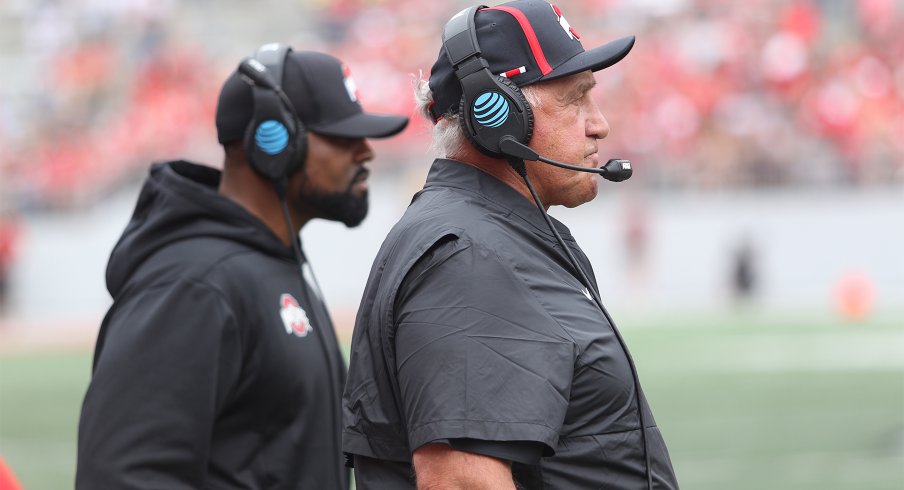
[297,169,369,228]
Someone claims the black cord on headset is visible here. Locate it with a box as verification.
[275,179,346,488]
[510,159,654,490]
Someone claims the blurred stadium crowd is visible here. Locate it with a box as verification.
[0,0,902,214]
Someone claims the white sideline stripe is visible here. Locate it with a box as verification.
[649,331,904,372]
[675,448,904,465]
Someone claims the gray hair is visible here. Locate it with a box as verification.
[413,76,542,158]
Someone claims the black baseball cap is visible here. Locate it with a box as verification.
[217,50,409,145]
[428,0,635,121]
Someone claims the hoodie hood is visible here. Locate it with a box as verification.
[106,161,293,297]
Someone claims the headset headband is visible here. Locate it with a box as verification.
[440,5,533,159]
[254,43,290,88]
[243,43,307,183]
[442,6,485,67]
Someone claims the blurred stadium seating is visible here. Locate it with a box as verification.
[1,0,902,212]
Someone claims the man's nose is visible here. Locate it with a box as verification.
[587,100,610,140]
[357,139,375,163]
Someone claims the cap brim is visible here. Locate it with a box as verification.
[308,112,409,139]
[541,36,635,82]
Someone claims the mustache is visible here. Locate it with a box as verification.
[353,167,370,182]
[345,167,370,194]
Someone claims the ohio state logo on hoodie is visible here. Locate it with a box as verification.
[280,294,312,337]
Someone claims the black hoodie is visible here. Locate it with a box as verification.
[77,161,349,490]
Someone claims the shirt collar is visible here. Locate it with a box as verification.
[423,158,575,240]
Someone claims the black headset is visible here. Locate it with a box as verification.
[239,44,345,484]
[442,6,533,159]
[238,43,308,183]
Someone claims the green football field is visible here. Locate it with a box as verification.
[1,312,902,489]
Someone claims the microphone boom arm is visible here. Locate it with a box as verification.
[498,135,632,182]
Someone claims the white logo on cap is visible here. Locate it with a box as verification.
[551,4,580,42]
[342,65,359,102]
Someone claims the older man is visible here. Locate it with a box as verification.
[342,1,679,489]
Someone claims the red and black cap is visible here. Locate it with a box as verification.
[428,0,634,122]
[217,50,409,145]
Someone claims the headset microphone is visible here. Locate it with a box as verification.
[499,135,632,182]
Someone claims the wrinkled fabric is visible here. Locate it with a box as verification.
[343,159,678,489]
[77,161,349,490]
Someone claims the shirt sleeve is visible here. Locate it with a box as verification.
[76,279,242,490]
[393,238,575,455]
[446,438,544,465]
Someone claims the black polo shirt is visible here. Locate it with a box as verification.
[342,159,679,489]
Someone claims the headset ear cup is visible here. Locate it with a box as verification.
[458,75,534,158]
[497,76,533,144]
[243,85,307,181]
[239,44,310,182]
[458,94,486,156]
[244,116,296,181]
